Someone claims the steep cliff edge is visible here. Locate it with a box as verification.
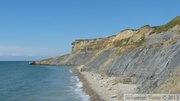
[37,16,180,93]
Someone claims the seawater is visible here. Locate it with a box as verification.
[0,61,89,101]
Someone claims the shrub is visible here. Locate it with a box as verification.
[113,38,130,47]
[135,35,145,47]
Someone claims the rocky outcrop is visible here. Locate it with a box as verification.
[37,16,180,93]
[29,61,36,65]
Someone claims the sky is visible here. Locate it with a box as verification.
[0,0,180,61]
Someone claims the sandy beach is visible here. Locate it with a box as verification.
[75,65,138,101]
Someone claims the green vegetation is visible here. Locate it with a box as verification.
[76,39,88,42]
[73,39,87,45]
[135,35,145,47]
[113,35,145,48]
[154,16,180,33]
[74,38,103,45]
[122,77,132,84]
[141,25,151,28]
[113,38,130,47]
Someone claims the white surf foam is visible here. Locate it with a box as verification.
[69,69,73,74]
[70,75,90,101]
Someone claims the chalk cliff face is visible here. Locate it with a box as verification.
[37,16,180,93]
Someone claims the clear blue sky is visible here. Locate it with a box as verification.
[0,0,179,61]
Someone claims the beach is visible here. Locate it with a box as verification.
[75,65,138,101]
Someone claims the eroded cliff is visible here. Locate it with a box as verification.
[37,16,180,93]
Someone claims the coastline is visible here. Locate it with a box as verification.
[74,65,138,101]
[74,67,104,101]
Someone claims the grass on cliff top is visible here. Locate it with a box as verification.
[154,16,180,33]
[113,35,145,47]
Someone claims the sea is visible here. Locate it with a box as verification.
[0,61,90,101]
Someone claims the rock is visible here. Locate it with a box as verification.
[29,61,36,65]
[110,95,117,98]
[36,16,180,93]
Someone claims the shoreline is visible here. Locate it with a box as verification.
[74,67,105,101]
[74,65,138,101]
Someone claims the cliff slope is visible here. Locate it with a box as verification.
[37,16,180,93]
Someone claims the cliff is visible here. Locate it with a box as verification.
[37,16,180,93]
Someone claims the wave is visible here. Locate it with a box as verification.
[70,75,90,101]
[69,69,73,74]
